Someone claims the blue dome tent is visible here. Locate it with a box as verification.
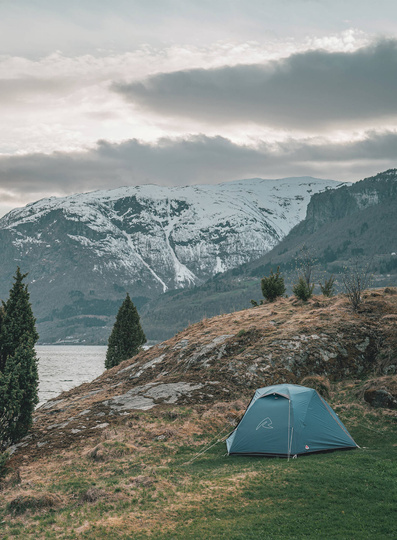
[226,384,358,457]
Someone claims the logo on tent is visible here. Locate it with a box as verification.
[256,417,273,430]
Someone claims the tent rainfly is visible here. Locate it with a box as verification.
[226,383,358,457]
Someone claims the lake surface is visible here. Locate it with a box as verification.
[36,345,107,406]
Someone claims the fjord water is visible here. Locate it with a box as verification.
[36,345,106,406]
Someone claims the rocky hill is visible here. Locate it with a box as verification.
[8,287,397,464]
[142,169,397,339]
[0,176,337,344]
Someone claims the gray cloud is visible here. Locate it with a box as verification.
[114,40,397,130]
[0,131,396,207]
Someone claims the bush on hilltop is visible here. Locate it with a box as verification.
[261,267,286,302]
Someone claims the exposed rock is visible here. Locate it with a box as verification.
[364,389,397,409]
[144,382,203,403]
[7,289,397,465]
[106,386,155,411]
[93,423,109,429]
[361,375,397,409]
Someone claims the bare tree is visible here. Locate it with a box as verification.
[342,259,372,310]
[293,245,317,300]
[295,244,317,288]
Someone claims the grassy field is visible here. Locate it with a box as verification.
[0,384,396,539]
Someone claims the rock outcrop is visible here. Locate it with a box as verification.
[362,376,397,409]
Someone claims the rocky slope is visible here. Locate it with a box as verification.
[8,287,397,464]
[0,176,337,344]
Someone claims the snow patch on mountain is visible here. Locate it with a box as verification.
[0,176,339,293]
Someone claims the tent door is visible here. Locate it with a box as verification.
[230,393,292,455]
[256,394,292,455]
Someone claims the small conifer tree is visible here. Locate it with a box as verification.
[0,268,39,372]
[106,294,146,369]
[293,276,315,301]
[319,275,336,297]
[261,267,286,302]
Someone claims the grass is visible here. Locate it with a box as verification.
[0,384,396,539]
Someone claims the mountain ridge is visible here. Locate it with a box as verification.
[0,176,338,343]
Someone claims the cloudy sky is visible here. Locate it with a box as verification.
[0,0,396,216]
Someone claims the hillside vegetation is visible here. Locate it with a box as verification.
[0,289,396,538]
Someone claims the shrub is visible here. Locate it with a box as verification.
[342,260,372,311]
[293,277,315,301]
[295,245,316,290]
[261,267,286,302]
[319,275,335,297]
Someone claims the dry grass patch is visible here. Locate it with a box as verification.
[80,487,108,503]
[7,490,63,515]
[300,375,331,398]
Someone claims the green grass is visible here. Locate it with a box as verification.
[142,419,396,540]
[0,393,396,539]
[158,449,396,539]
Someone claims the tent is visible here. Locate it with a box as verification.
[226,383,358,457]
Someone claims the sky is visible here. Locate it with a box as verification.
[0,0,396,216]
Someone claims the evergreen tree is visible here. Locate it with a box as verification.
[319,275,336,297]
[6,341,38,442]
[0,268,39,447]
[293,276,315,301]
[0,362,22,450]
[0,268,38,372]
[105,294,146,369]
[261,267,286,302]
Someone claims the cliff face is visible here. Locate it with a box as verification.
[303,169,397,234]
[9,288,397,463]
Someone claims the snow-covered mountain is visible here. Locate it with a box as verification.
[0,176,340,343]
